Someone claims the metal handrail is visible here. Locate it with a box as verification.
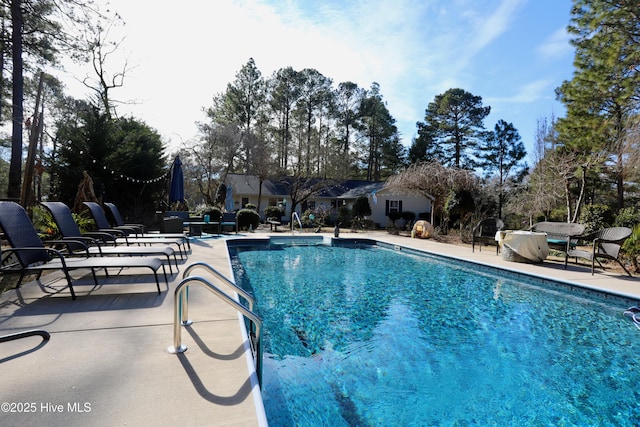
[291,212,302,233]
[182,261,255,313]
[167,275,263,387]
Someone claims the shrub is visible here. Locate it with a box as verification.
[622,224,640,273]
[387,211,402,224]
[264,206,283,221]
[237,209,260,230]
[401,211,416,222]
[302,209,324,227]
[32,205,60,239]
[418,212,430,220]
[614,207,639,229]
[245,203,257,211]
[337,205,351,227]
[579,204,613,234]
[197,205,222,221]
[352,196,371,219]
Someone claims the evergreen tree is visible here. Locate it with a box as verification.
[415,88,490,169]
[477,120,527,218]
[556,0,640,209]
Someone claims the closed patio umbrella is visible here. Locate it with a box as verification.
[225,185,234,211]
[169,156,184,206]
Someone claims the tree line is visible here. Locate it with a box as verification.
[182,60,527,217]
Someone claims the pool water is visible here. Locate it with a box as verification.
[230,242,640,426]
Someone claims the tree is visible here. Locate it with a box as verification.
[335,81,364,163]
[8,0,25,199]
[409,121,441,164]
[295,68,332,176]
[477,120,527,218]
[385,161,478,231]
[556,0,640,210]
[191,122,242,206]
[416,88,490,169]
[4,0,99,200]
[359,82,403,180]
[269,66,303,172]
[76,13,130,119]
[208,58,266,173]
[51,103,165,218]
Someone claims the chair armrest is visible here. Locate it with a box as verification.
[82,231,117,244]
[44,239,91,256]
[3,246,74,266]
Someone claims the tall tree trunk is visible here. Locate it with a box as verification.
[21,72,44,208]
[8,0,23,200]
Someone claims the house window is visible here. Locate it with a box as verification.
[242,197,249,208]
[385,199,403,215]
[308,201,316,210]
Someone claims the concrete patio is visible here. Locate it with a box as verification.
[1,230,638,426]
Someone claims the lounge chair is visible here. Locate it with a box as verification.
[103,202,146,234]
[41,202,179,273]
[0,201,167,300]
[220,212,238,234]
[82,202,190,258]
[104,202,189,243]
[472,218,504,254]
[567,227,633,276]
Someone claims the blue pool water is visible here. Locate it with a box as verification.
[229,239,640,426]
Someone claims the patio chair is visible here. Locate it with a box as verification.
[220,212,238,234]
[472,218,504,254]
[103,202,146,234]
[567,227,633,276]
[530,221,585,267]
[82,202,190,258]
[0,201,167,300]
[41,202,179,273]
[104,202,189,242]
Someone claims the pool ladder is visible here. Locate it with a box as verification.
[291,212,302,234]
[167,262,263,387]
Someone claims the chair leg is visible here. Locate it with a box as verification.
[161,265,168,285]
[60,269,76,300]
[152,271,161,294]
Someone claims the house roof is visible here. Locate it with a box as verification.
[336,181,386,199]
[225,174,433,200]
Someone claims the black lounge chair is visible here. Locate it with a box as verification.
[103,202,146,234]
[472,218,504,254]
[0,201,167,300]
[220,212,238,234]
[104,202,190,244]
[82,202,190,258]
[567,227,633,276]
[41,202,179,273]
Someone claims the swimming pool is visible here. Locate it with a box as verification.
[228,237,640,426]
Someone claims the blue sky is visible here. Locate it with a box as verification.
[63,0,575,162]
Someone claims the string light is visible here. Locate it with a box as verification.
[78,150,170,184]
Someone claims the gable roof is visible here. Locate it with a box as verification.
[225,174,432,200]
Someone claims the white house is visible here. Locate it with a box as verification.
[224,174,434,228]
[337,183,434,228]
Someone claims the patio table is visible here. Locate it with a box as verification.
[496,230,549,263]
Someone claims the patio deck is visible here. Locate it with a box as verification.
[1,230,639,426]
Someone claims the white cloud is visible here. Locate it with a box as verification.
[536,27,573,60]
[486,79,554,105]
